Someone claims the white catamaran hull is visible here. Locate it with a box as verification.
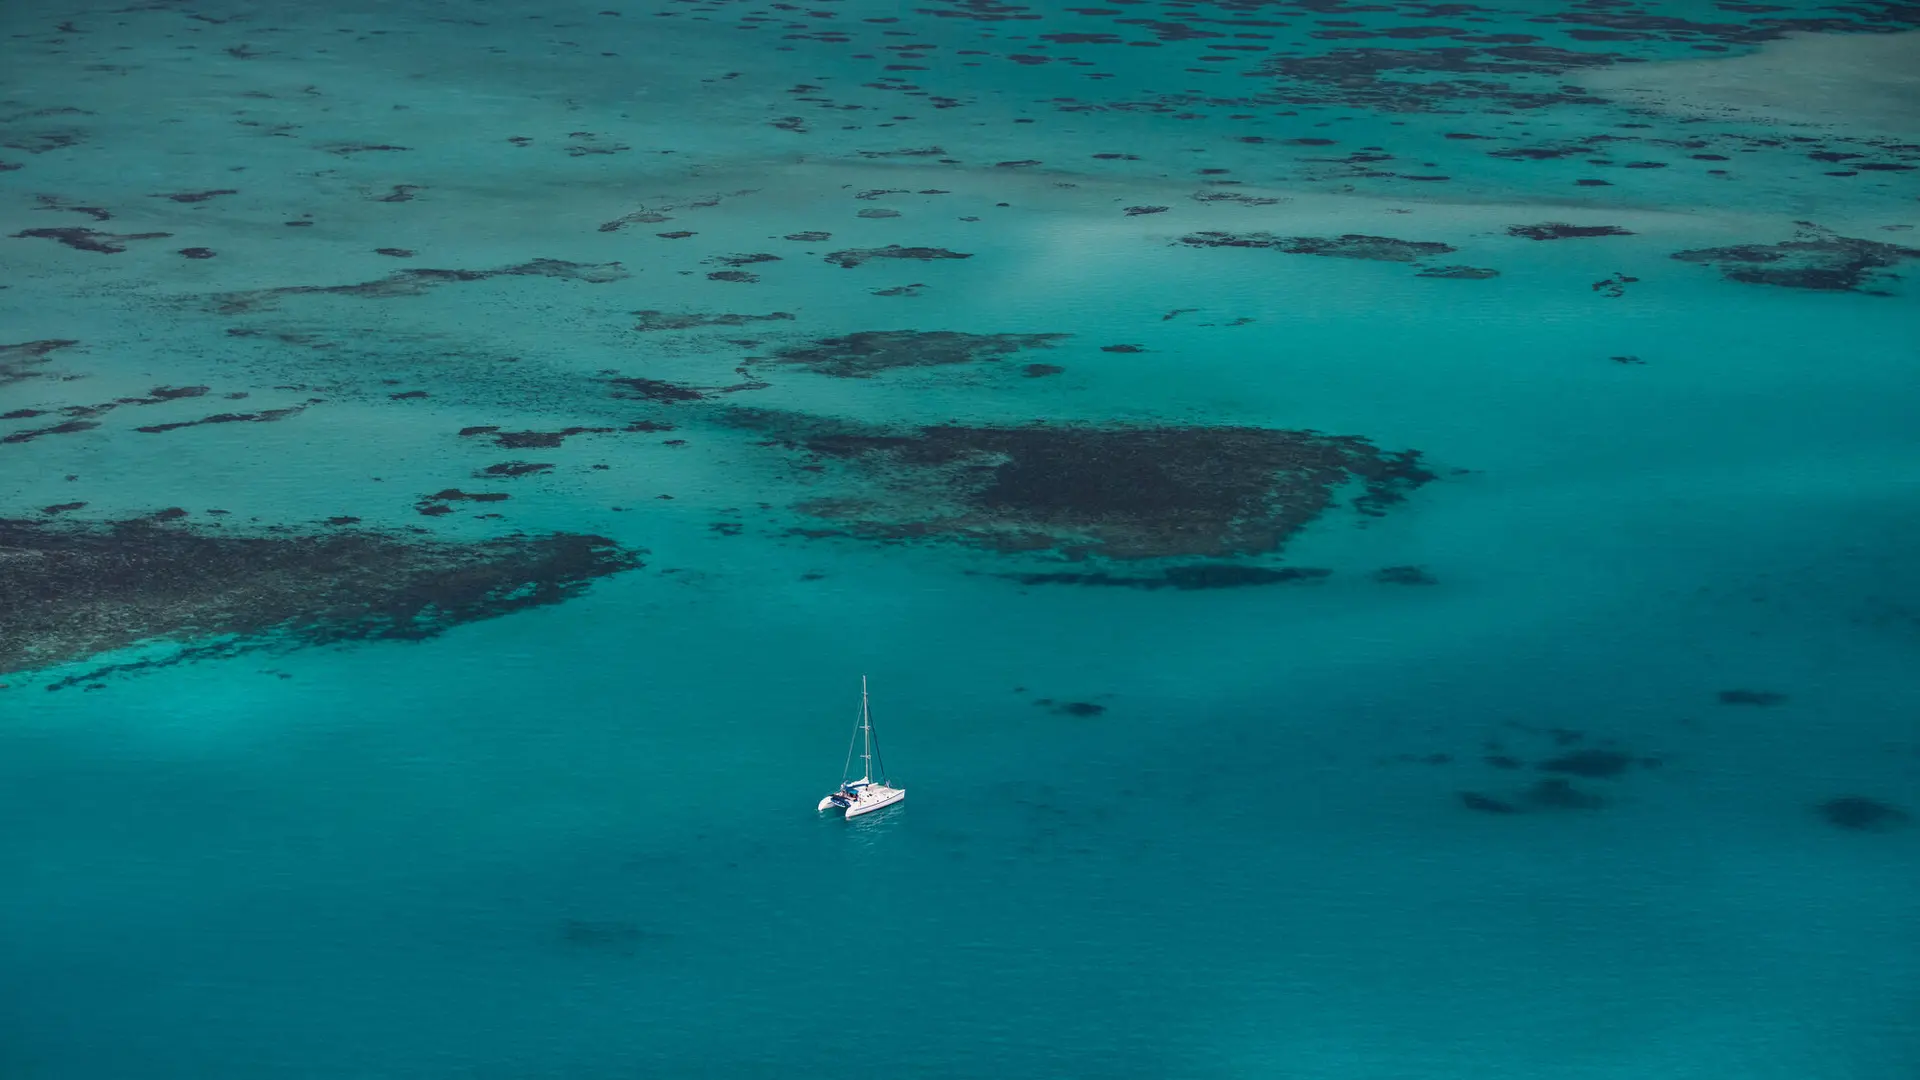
[818,677,904,819]
[819,785,905,818]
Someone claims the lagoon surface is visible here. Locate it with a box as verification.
[2,0,1918,1076]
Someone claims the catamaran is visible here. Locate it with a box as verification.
[817,676,905,819]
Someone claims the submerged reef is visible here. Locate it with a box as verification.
[1507,223,1635,240]
[769,330,1068,378]
[632,310,794,332]
[823,245,972,269]
[1254,40,1628,112]
[1415,265,1499,280]
[0,517,642,683]
[10,226,172,253]
[1816,796,1909,832]
[1446,721,1662,816]
[728,410,1432,560]
[0,338,80,387]
[1176,231,1455,262]
[209,259,628,314]
[1672,225,1920,293]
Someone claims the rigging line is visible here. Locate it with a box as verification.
[841,692,862,784]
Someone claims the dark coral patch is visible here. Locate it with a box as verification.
[156,189,238,203]
[1672,227,1920,293]
[1037,700,1105,717]
[607,374,707,403]
[1,419,98,444]
[1,339,81,387]
[598,209,672,232]
[31,196,110,221]
[113,386,210,406]
[1490,145,1583,160]
[11,227,172,253]
[0,517,642,682]
[483,427,616,449]
[823,245,972,268]
[478,462,555,478]
[135,405,306,434]
[633,310,794,332]
[770,330,1067,378]
[210,259,628,314]
[1177,231,1455,262]
[1591,272,1638,298]
[1816,796,1909,832]
[416,490,510,515]
[1460,792,1518,814]
[1507,223,1634,240]
[734,411,1434,560]
[1257,44,1617,112]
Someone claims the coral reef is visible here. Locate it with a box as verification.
[729,410,1433,560]
[769,330,1067,378]
[0,517,642,683]
[1672,225,1920,293]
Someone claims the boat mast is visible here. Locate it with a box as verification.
[860,675,872,783]
[865,676,887,785]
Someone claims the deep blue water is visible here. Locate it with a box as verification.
[3,0,1918,1075]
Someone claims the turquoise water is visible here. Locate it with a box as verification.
[3,0,1919,1075]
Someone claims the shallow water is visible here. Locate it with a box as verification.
[3,0,1918,1076]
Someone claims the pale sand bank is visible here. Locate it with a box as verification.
[1581,30,1920,139]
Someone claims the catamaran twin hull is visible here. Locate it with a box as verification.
[819,676,904,819]
[818,783,905,819]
